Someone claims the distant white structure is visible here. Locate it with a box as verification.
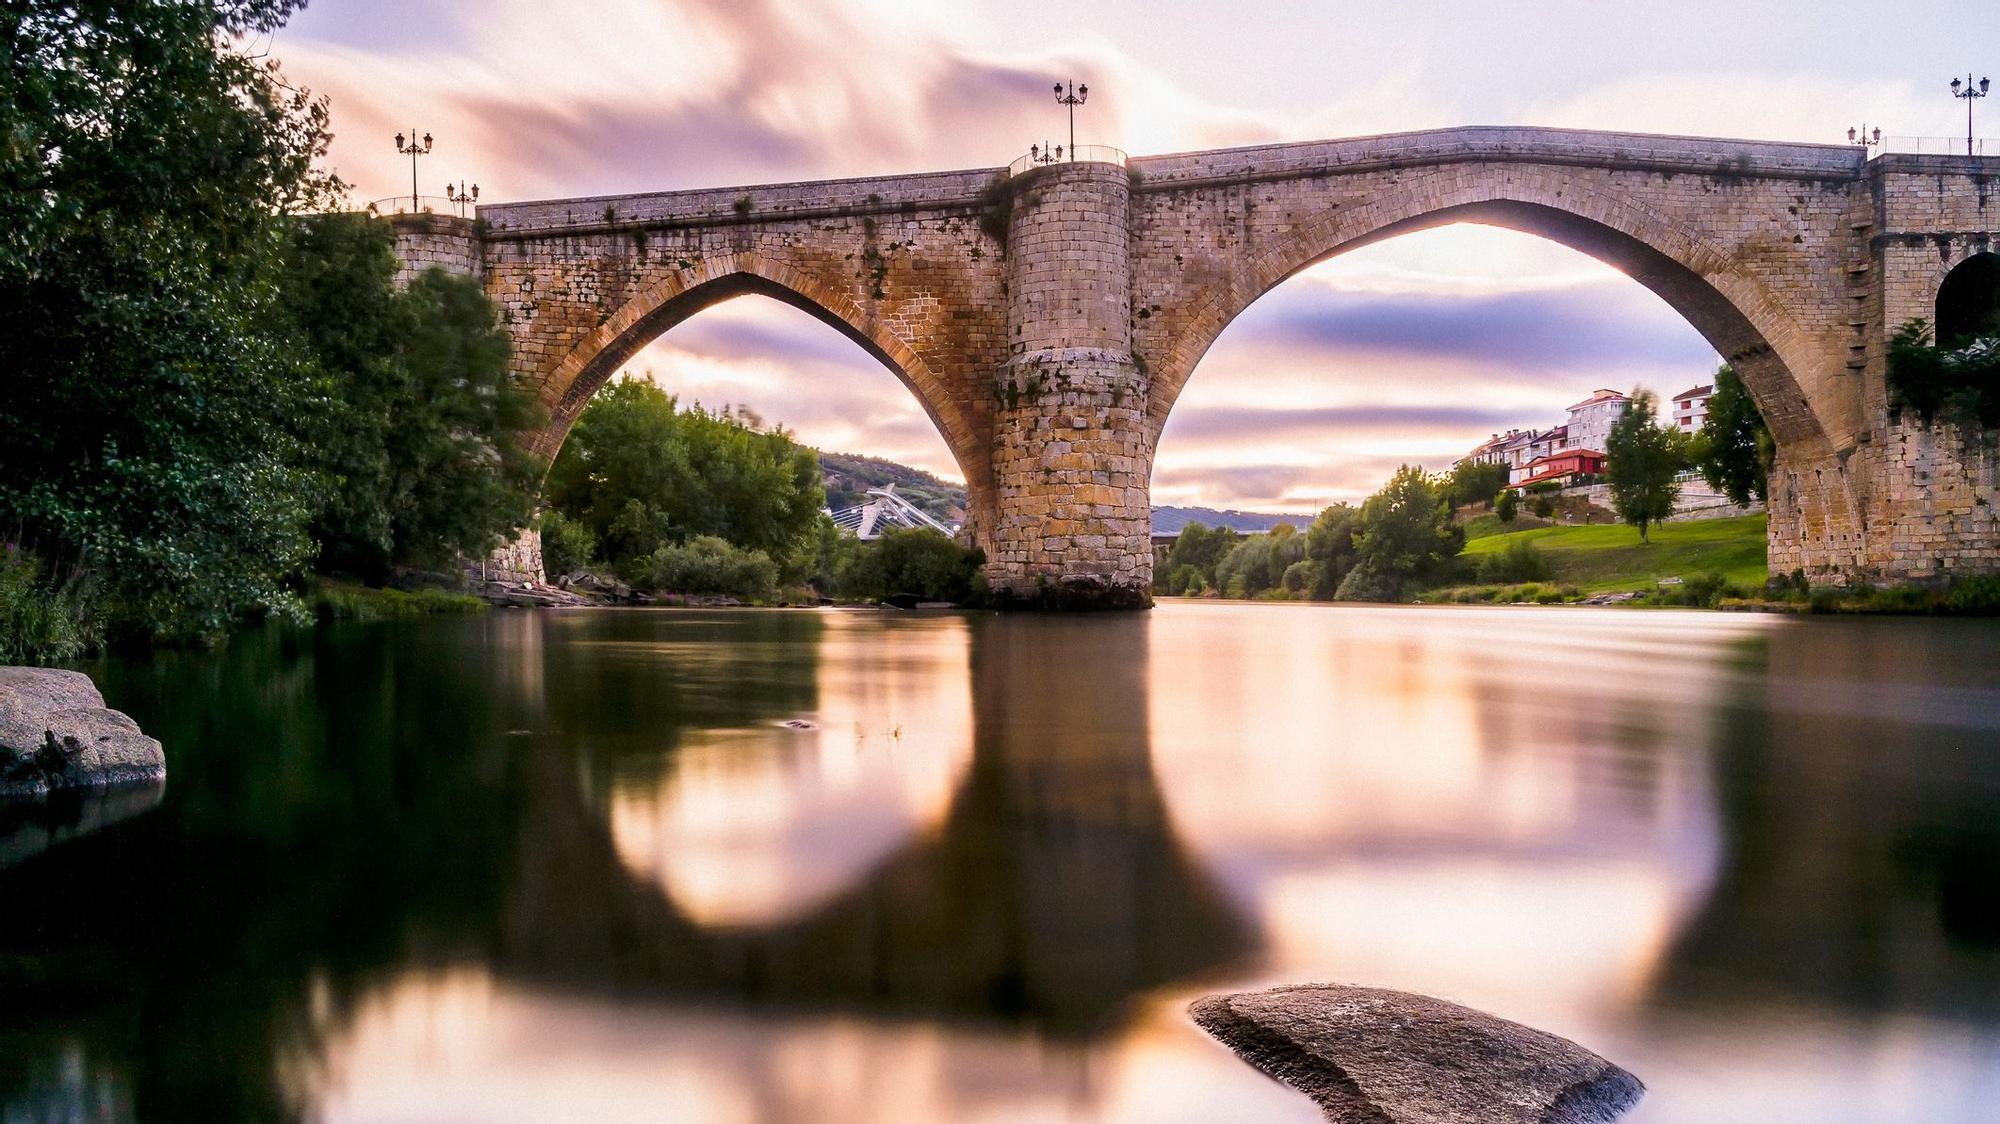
[1560,388,1631,454]
[827,485,956,540]
[1671,383,1715,432]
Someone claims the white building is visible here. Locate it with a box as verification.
[1671,383,1715,432]
[1561,388,1631,454]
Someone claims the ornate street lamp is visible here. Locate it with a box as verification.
[1950,74,1990,156]
[1053,79,1088,158]
[1847,125,1881,151]
[1028,142,1064,167]
[446,180,479,218]
[394,128,433,211]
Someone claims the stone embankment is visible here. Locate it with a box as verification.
[0,668,165,800]
[1193,984,1643,1123]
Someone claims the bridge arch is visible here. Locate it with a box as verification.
[521,254,989,494]
[1146,176,1838,453]
[1934,250,2000,344]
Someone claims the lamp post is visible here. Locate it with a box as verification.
[1847,125,1881,152]
[446,180,479,218]
[1029,142,1064,167]
[394,129,433,212]
[1053,80,1088,158]
[1950,74,1990,156]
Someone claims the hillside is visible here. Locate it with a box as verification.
[1461,515,1769,593]
[820,452,967,524]
[1150,507,1310,535]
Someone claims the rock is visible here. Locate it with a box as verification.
[1191,984,1644,1124]
[0,667,166,800]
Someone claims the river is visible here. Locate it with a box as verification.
[2,603,1997,1122]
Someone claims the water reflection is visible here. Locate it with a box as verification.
[0,605,1996,1122]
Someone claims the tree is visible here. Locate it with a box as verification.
[1343,465,1463,600]
[1690,364,1771,506]
[544,378,825,578]
[1442,459,1510,511]
[1495,488,1520,524]
[277,214,543,578]
[0,0,337,640]
[833,528,986,604]
[1156,523,1241,594]
[1605,389,1686,542]
[1214,523,1305,598]
[1303,502,1361,598]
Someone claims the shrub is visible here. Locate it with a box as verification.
[1945,574,2000,614]
[1495,488,1519,523]
[646,536,779,601]
[539,510,598,578]
[1475,538,1551,584]
[832,528,986,604]
[0,551,98,663]
[1530,495,1556,519]
[312,582,486,622]
[1332,561,1399,603]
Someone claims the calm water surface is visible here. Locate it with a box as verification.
[3,603,1998,1122]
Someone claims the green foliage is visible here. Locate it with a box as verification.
[545,378,825,578]
[1304,503,1361,598]
[0,0,336,640]
[1348,465,1464,599]
[1215,524,1306,599]
[832,528,987,604]
[538,510,599,578]
[646,535,779,601]
[1945,574,2000,614]
[1605,389,1686,543]
[0,551,98,663]
[1474,538,1550,584]
[1690,364,1772,506]
[310,581,486,622]
[281,221,543,578]
[1886,319,2000,428]
[1332,560,1399,602]
[1495,488,1519,524]
[1442,460,1510,510]
[1155,523,1242,594]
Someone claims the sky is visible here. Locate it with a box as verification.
[266,0,2000,510]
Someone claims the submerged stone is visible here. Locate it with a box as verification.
[0,667,165,800]
[1191,984,1644,1124]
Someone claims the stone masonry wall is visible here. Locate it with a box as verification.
[988,163,1152,606]
[388,213,482,284]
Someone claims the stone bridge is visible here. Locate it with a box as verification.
[391,125,2000,607]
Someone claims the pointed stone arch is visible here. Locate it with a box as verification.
[519,253,989,495]
[1144,175,1840,454]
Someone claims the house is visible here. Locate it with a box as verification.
[1672,384,1715,432]
[1458,431,1515,469]
[1509,448,1607,490]
[1561,388,1630,453]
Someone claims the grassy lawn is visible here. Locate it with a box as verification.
[1460,515,1769,594]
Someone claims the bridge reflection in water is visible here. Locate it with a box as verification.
[2,607,1997,1122]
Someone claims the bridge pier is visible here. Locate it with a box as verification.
[988,162,1154,609]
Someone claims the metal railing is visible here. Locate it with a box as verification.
[1007,144,1128,178]
[1878,136,1997,157]
[367,195,474,217]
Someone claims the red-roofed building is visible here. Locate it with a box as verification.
[1509,448,1607,490]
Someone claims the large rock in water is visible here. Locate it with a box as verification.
[0,667,165,799]
[1191,985,1644,1123]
